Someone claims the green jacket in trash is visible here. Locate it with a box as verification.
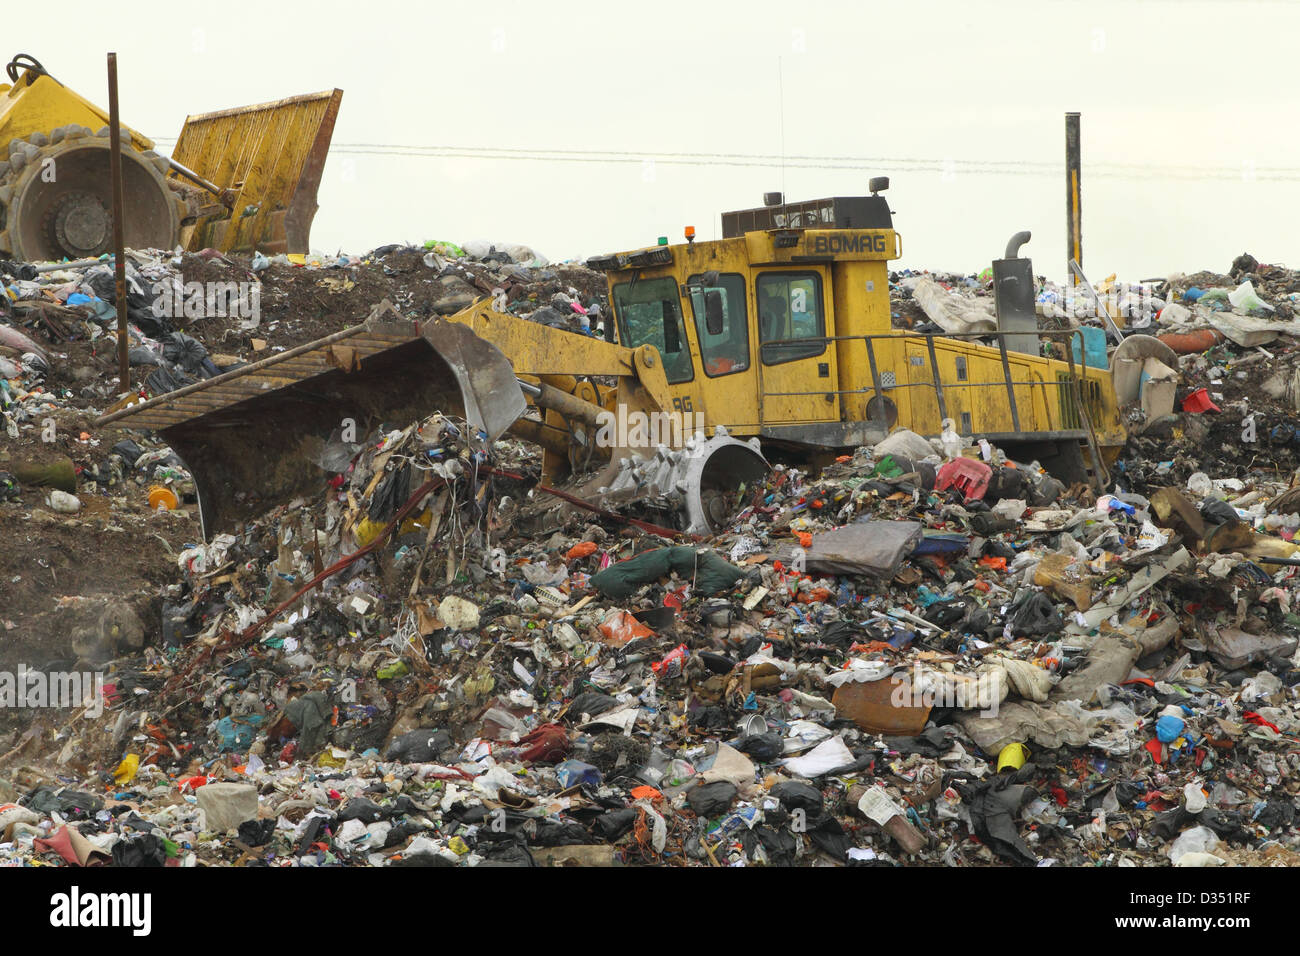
[589,546,749,599]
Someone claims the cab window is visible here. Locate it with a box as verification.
[687,273,750,377]
[757,271,826,364]
[612,277,694,384]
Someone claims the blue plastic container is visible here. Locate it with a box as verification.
[1070,326,1108,370]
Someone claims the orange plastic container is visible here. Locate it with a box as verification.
[148,485,179,511]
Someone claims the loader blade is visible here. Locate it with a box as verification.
[168,88,342,255]
[96,301,526,540]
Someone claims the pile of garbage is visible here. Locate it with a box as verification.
[1,240,607,401]
[0,241,608,652]
[891,251,1298,339]
[3,251,1300,868]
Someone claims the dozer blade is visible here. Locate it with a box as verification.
[95,301,526,540]
[167,88,342,255]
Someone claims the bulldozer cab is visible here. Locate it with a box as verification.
[589,188,1126,483]
[590,194,898,441]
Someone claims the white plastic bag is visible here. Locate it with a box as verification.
[1167,825,1219,864]
[1228,280,1274,313]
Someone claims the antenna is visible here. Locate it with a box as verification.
[778,57,787,203]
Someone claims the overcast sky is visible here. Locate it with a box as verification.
[8,0,1296,281]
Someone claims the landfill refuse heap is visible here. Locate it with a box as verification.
[2,246,1300,868]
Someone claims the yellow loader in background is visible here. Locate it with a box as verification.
[99,180,1130,541]
[0,53,341,260]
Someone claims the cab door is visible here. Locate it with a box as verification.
[682,271,759,432]
[752,267,839,425]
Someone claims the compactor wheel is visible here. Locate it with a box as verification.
[0,129,185,260]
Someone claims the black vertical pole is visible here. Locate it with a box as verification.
[108,53,129,391]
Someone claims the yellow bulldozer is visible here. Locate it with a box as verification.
[98,180,1128,540]
[0,53,341,260]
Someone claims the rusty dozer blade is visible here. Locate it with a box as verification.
[95,300,526,540]
[168,88,342,255]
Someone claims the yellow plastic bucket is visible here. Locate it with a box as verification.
[996,742,1030,772]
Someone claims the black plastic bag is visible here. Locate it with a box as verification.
[1200,498,1239,526]
[970,512,1016,536]
[237,818,276,847]
[529,820,592,847]
[883,725,955,757]
[591,808,638,841]
[805,810,853,859]
[686,781,737,817]
[384,728,452,763]
[954,774,1038,865]
[819,621,860,648]
[1255,801,1295,831]
[566,692,620,721]
[112,833,168,867]
[474,827,536,866]
[735,732,783,762]
[985,466,1027,503]
[924,600,967,629]
[145,364,195,396]
[111,439,145,467]
[770,781,823,813]
[1008,590,1063,637]
[0,259,37,280]
[368,465,413,523]
[163,332,219,377]
[24,786,103,819]
[1196,809,1251,843]
[336,798,391,824]
[128,345,163,368]
[752,824,798,865]
[698,651,736,674]
[690,706,735,732]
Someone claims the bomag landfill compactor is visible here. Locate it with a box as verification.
[99,180,1126,541]
[0,53,341,260]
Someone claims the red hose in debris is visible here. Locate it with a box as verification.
[237,476,449,642]
[1157,329,1225,354]
[235,466,695,644]
[230,461,704,646]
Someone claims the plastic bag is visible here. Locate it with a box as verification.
[910,277,997,334]
[939,418,964,459]
[686,781,738,816]
[385,728,452,763]
[1167,825,1219,864]
[1228,280,1274,313]
[1007,590,1063,637]
[163,332,218,377]
[597,610,653,647]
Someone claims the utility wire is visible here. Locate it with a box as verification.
[145,138,1300,182]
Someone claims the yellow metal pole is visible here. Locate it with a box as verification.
[1065,112,1082,285]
